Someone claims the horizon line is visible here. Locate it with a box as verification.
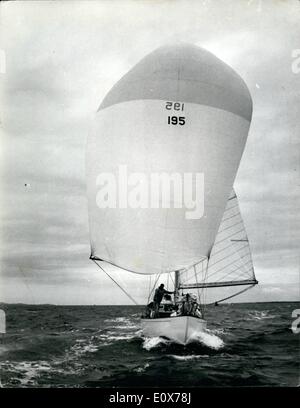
[0,300,299,307]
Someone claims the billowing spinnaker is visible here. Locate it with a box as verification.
[86,44,252,275]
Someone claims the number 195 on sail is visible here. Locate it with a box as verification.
[165,101,186,125]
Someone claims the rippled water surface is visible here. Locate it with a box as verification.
[0,302,299,387]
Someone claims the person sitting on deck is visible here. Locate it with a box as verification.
[179,293,203,318]
[193,305,203,319]
[144,301,155,318]
[180,293,193,316]
[153,284,174,316]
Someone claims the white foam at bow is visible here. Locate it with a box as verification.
[190,330,224,349]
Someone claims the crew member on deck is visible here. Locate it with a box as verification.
[153,284,174,316]
[181,293,193,315]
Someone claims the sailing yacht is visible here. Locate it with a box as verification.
[140,189,258,344]
[86,44,257,345]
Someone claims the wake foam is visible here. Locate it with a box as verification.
[104,317,130,323]
[142,329,224,351]
[142,336,171,350]
[189,330,224,350]
[70,341,99,357]
[245,311,277,321]
[169,354,210,361]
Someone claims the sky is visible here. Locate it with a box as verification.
[0,0,299,304]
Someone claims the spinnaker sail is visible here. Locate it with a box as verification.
[86,44,253,278]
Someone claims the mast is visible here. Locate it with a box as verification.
[174,270,180,303]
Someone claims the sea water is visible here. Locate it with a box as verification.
[0,302,299,387]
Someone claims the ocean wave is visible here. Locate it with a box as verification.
[96,331,139,342]
[105,334,136,341]
[189,330,225,350]
[207,327,228,336]
[169,354,210,361]
[1,303,298,387]
[104,317,131,323]
[69,342,99,356]
[142,336,171,350]
[0,360,52,387]
[245,310,278,321]
[65,331,138,357]
[133,363,150,373]
[106,324,139,330]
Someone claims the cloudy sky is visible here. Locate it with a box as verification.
[0,0,299,304]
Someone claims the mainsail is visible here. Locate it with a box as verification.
[179,189,258,303]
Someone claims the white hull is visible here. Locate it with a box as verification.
[141,316,207,345]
